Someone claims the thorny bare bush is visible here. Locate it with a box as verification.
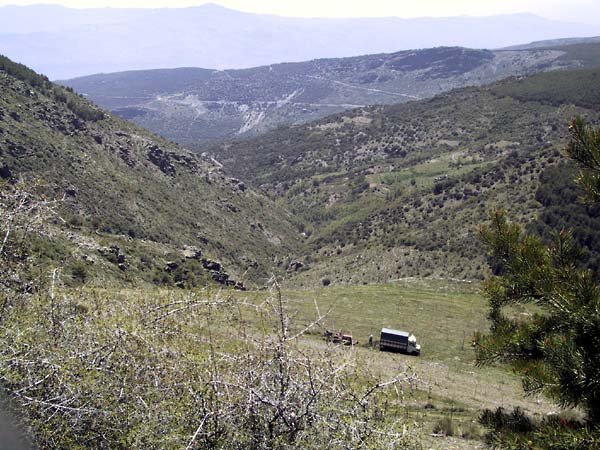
[184,280,422,449]
[0,182,62,321]
[0,185,423,449]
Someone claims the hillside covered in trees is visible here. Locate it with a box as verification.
[209,67,600,286]
[2,44,600,449]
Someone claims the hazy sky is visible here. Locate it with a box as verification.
[0,0,598,24]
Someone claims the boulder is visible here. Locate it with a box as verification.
[147,145,176,177]
[288,260,304,272]
[164,261,179,273]
[0,164,12,179]
[210,271,229,284]
[201,259,222,272]
[183,247,202,260]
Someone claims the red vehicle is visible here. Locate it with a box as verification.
[323,330,357,346]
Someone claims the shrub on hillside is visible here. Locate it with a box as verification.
[480,407,600,450]
[0,189,424,450]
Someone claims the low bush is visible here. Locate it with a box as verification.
[479,407,600,450]
[432,417,455,437]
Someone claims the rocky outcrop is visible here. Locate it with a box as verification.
[201,258,221,272]
[183,247,202,260]
[164,261,179,273]
[147,144,176,176]
[98,245,128,270]
[158,254,246,290]
[287,260,304,272]
[0,164,11,179]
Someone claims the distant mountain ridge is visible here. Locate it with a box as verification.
[503,36,600,50]
[62,42,600,144]
[1,4,599,79]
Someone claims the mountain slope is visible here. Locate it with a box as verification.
[208,68,600,285]
[2,4,599,79]
[0,55,302,286]
[62,43,600,144]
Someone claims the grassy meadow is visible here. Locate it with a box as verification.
[232,279,556,447]
[1,278,559,448]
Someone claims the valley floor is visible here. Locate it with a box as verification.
[234,279,559,448]
[1,278,565,449]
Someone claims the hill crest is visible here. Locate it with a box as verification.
[62,43,600,144]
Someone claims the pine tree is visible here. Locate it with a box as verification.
[474,117,600,424]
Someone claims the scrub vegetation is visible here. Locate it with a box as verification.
[2,51,600,449]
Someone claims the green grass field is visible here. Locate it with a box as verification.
[5,279,556,449]
[232,280,558,448]
[284,280,483,364]
[1,279,559,449]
